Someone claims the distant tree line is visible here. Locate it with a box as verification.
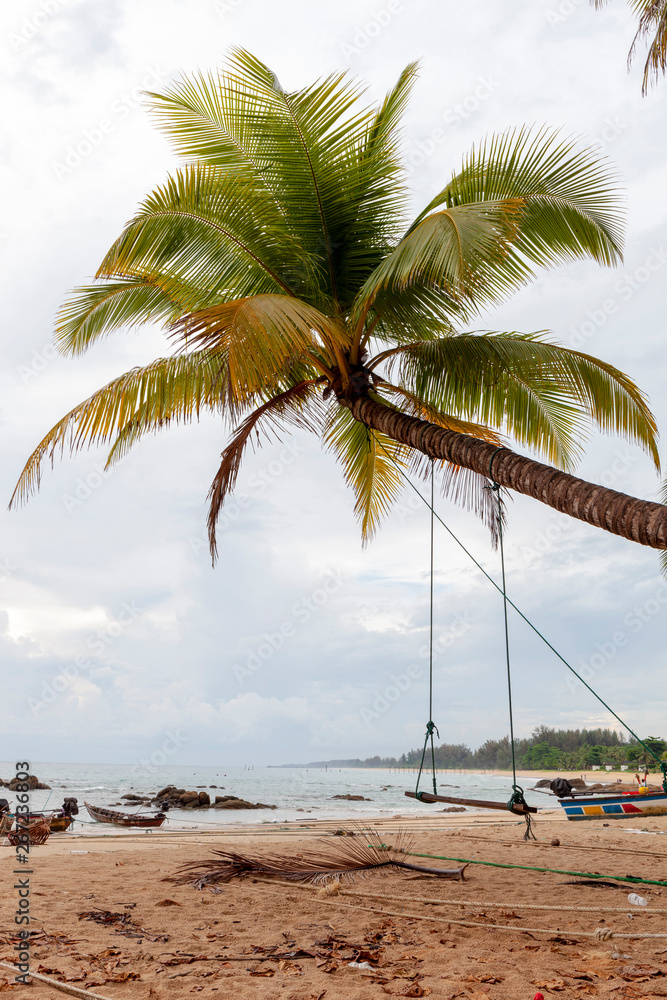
[307,728,667,771]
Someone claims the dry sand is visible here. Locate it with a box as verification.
[2,809,667,999]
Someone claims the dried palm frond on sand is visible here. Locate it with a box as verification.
[167,828,468,890]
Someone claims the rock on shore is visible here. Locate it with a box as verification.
[0,775,51,790]
[150,785,276,810]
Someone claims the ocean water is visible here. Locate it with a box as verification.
[0,761,548,833]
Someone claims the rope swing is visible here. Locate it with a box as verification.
[490,478,535,839]
[414,460,440,800]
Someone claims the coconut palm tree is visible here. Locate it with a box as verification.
[11,51,666,559]
[592,0,667,94]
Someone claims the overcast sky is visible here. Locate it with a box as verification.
[2,0,667,768]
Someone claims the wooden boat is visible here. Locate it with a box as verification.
[0,814,13,836]
[558,790,667,821]
[85,802,167,827]
[48,813,75,832]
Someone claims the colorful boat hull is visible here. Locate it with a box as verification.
[558,792,667,820]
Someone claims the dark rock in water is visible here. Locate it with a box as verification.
[5,775,50,791]
[534,778,552,788]
[569,778,587,789]
[441,806,466,812]
[198,791,210,806]
[122,794,150,802]
[179,791,199,806]
[213,796,276,810]
[331,794,371,801]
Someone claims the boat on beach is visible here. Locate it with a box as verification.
[85,802,167,827]
[557,790,667,820]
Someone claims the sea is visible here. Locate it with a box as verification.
[0,761,550,834]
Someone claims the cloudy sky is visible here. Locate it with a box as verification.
[2,0,667,767]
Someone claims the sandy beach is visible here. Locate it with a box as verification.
[3,808,667,999]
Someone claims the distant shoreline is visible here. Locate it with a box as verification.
[296,766,643,784]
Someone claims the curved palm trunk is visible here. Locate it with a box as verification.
[345,396,667,550]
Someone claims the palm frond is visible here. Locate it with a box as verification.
[171,294,342,399]
[207,381,324,559]
[97,164,311,302]
[374,127,625,317]
[55,276,205,356]
[387,332,659,470]
[592,0,667,95]
[9,352,226,508]
[167,828,468,888]
[352,199,524,323]
[323,403,408,542]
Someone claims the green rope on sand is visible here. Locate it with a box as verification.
[405,849,667,887]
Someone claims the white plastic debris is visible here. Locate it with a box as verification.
[348,961,373,970]
[627,892,648,906]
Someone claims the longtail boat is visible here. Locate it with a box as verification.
[85,802,167,827]
[558,790,667,821]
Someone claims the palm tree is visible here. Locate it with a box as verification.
[11,51,666,559]
[592,0,667,94]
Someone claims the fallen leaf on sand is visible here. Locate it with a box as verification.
[278,960,303,976]
[249,968,275,977]
[382,985,431,997]
[316,960,340,974]
[532,979,568,991]
[464,973,504,984]
[156,899,182,907]
[0,980,17,992]
[619,964,664,980]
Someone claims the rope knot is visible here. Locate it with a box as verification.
[425,720,440,739]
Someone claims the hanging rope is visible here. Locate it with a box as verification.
[372,435,667,793]
[490,480,535,840]
[415,459,439,800]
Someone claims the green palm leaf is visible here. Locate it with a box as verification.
[10,352,226,507]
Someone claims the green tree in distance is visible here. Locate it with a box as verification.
[11,51,666,558]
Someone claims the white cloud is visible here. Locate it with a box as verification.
[2,0,666,765]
